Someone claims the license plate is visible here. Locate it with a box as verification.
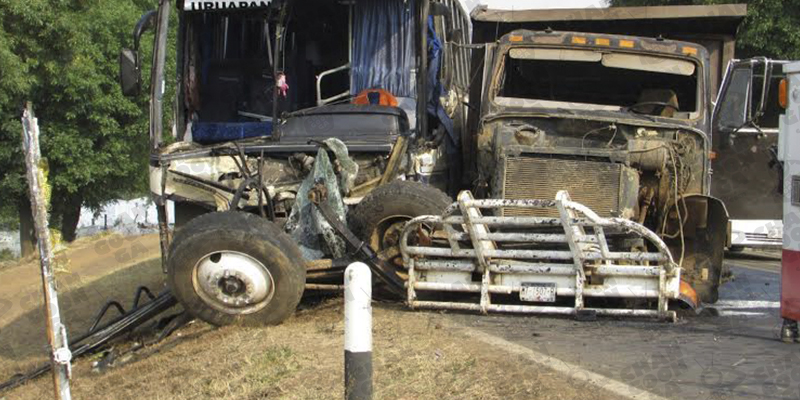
[520,283,557,302]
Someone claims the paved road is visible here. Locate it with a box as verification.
[447,255,798,400]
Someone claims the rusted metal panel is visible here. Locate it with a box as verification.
[501,157,634,218]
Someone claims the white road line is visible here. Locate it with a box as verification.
[716,310,769,317]
[713,300,780,309]
[449,321,674,400]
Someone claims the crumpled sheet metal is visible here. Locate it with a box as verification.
[285,138,358,260]
[322,138,359,194]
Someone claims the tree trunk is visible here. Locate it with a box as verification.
[18,197,36,257]
[60,194,82,243]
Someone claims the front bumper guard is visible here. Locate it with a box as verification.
[400,190,683,321]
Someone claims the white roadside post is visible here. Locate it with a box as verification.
[344,262,372,400]
[21,103,72,400]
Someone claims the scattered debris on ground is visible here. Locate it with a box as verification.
[5,300,616,400]
[0,234,616,400]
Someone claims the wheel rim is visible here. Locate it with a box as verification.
[192,251,275,315]
[369,215,433,269]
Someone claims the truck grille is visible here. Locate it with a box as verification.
[502,156,628,217]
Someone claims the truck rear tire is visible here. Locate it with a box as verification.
[167,212,306,326]
[350,180,452,267]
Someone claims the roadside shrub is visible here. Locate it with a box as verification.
[0,248,15,262]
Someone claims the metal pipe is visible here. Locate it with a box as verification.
[271,5,287,134]
[403,246,667,262]
[410,301,675,320]
[150,0,172,271]
[265,22,273,68]
[447,231,585,244]
[459,198,557,209]
[316,63,352,106]
[417,0,430,137]
[305,284,345,291]
[415,260,570,275]
[414,260,661,277]
[149,0,171,151]
[441,215,565,227]
[595,265,662,277]
[411,282,663,299]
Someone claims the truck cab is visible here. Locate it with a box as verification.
[468,30,729,303]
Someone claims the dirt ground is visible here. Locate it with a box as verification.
[0,234,615,400]
[0,234,165,379]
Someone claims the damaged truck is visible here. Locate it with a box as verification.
[443,28,728,316]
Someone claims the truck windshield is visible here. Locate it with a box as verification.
[495,48,701,119]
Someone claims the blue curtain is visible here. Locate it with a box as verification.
[351,0,416,98]
[426,16,457,148]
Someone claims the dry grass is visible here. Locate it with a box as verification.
[4,299,614,400]
[0,234,164,379]
[0,232,614,400]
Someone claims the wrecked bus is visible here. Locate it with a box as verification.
[120,0,472,326]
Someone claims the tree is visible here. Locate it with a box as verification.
[0,0,156,248]
[607,0,800,60]
[0,5,37,254]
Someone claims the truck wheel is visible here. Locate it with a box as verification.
[167,212,306,326]
[350,181,452,267]
[174,202,210,230]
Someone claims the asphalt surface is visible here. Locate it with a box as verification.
[447,253,797,400]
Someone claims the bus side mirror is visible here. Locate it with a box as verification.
[119,10,157,98]
[119,48,140,97]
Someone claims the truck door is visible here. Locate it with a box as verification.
[464,42,496,184]
[711,58,787,248]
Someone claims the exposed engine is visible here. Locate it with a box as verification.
[477,118,706,239]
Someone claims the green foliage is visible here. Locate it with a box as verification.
[607,0,800,60]
[0,248,14,262]
[0,0,173,232]
[0,10,33,225]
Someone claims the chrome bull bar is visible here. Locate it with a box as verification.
[400,190,681,321]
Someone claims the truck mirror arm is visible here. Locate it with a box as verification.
[119,9,158,98]
[133,10,158,53]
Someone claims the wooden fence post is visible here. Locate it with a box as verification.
[21,102,72,400]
